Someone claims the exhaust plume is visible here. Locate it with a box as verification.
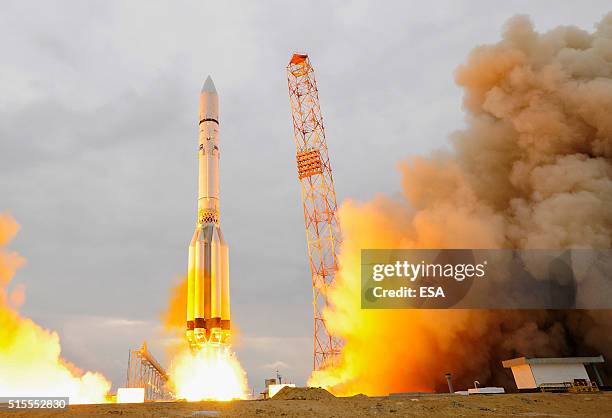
[0,213,111,403]
[310,12,612,395]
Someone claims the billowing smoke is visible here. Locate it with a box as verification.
[310,13,612,395]
[0,213,111,403]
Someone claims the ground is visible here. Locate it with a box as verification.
[2,390,612,418]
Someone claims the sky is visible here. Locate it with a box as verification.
[1,0,610,394]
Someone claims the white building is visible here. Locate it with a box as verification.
[502,356,604,390]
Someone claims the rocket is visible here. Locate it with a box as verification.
[186,76,231,348]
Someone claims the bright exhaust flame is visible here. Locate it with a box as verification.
[0,213,111,404]
[168,343,248,401]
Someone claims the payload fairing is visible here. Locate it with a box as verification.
[186,76,231,348]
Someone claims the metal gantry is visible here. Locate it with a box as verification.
[287,53,342,370]
[126,342,173,401]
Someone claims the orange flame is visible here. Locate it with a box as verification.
[0,213,111,404]
[307,198,492,396]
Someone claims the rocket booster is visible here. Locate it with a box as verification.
[186,76,231,347]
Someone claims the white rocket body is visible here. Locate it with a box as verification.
[186,76,230,347]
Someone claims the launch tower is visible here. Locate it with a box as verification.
[286,53,342,370]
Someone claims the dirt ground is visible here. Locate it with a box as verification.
[2,390,612,417]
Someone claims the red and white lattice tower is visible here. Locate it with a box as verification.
[286,53,342,370]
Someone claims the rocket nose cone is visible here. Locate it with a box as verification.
[200,75,219,121]
[201,75,217,94]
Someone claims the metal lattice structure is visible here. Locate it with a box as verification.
[126,342,173,401]
[287,53,342,370]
